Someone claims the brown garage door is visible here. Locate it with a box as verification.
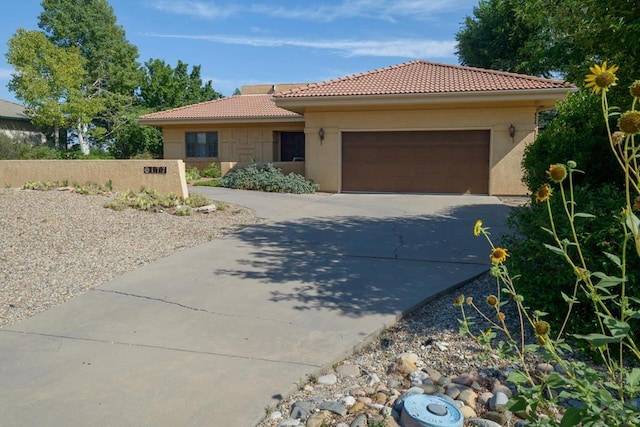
[342,130,490,194]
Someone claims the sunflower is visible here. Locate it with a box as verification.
[619,111,640,135]
[585,61,618,94]
[473,219,483,237]
[453,294,465,307]
[486,294,498,307]
[496,312,506,322]
[490,247,509,264]
[612,131,625,145]
[631,81,640,99]
[534,320,550,336]
[547,164,568,183]
[535,183,552,203]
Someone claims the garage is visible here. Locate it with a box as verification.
[341,130,490,194]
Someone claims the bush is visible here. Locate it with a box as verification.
[202,162,221,178]
[0,134,62,160]
[185,167,201,181]
[218,163,317,194]
[505,183,640,344]
[522,90,622,192]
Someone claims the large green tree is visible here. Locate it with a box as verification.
[6,29,103,154]
[457,0,640,87]
[456,0,553,77]
[139,59,221,111]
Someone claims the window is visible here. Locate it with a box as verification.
[279,131,305,161]
[186,132,218,158]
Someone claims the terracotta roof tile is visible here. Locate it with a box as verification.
[139,94,302,121]
[273,60,573,98]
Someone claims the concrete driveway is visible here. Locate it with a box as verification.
[0,188,513,427]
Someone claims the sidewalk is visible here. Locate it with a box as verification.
[0,190,512,426]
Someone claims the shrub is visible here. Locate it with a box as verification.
[184,192,210,208]
[185,167,201,181]
[218,163,317,194]
[202,162,221,178]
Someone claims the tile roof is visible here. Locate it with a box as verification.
[273,60,573,98]
[139,94,302,121]
[0,99,30,120]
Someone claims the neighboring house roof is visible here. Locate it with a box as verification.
[0,99,30,121]
[139,94,303,125]
[273,60,573,98]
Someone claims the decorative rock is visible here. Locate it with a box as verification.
[374,392,388,404]
[452,371,477,386]
[468,418,502,427]
[489,392,509,412]
[492,384,513,398]
[317,374,337,385]
[536,363,554,376]
[336,424,350,427]
[269,411,283,421]
[484,411,508,425]
[356,396,372,405]
[458,388,478,407]
[291,401,313,419]
[366,373,381,387]
[418,383,441,395]
[410,370,429,385]
[387,378,402,389]
[459,405,478,418]
[319,401,347,416]
[446,386,461,399]
[194,204,217,213]
[395,356,418,376]
[478,392,494,406]
[336,363,361,377]
[515,421,531,427]
[398,352,419,363]
[350,414,367,427]
[339,395,356,408]
[306,411,330,427]
[424,367,443,383]
[367,403,385,410]
[279,418,302,427]
[380,406,393,416]
[350,387,366,397]
[349,402,366,413]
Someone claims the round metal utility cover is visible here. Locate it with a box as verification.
[400,395,463,427]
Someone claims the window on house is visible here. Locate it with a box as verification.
[185,132,218,158]
[279,131,305,161]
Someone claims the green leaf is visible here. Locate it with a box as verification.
[626,368,640,388]
[591,271,624,288]
[543,243,566,257]
[561,292,578,304]
[544,372,570,388]
[540,226,555,236]
[559,407,584,427]
[507,370,529,384]
[601,315,630,337]
[573,212,596,219]
[505,395,530,413]
[572,332,624,346]
[603,251,621,267]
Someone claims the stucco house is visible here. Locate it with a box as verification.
[0,99,46,145]
[139,60,574,195]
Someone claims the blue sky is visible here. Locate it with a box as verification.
[1,0,478,103]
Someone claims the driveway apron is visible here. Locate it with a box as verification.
[0,188,513,426]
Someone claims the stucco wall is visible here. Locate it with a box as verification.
[220,161,305,177]
[0,118,46,145]
[302,105,537,195]
[0,160,188,198]
[162,122,305,170]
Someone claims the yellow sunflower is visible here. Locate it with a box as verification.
[619,111,640,135]
[473,219,483,237]
[585,61,619,94]
[535,183,552,203]
[490,247,509,264]
[547,164,568,183]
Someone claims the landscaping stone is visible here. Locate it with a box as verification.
[336,364,361,378]
[317,374,337,385]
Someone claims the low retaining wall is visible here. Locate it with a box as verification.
[0,160,188,198]
[220,161,305,177]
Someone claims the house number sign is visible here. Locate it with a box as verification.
[143,166,167,174]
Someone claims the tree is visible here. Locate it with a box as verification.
[139,59,221,110]
[456,0,553,77]
[6,29,103,154]
[38,0,141,96]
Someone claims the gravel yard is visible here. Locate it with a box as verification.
[0,188,261,327]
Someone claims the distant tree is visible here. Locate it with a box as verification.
[139,59,221,110]
[6,29,103,154]
[456,0,553,77]
[233,87,242,96]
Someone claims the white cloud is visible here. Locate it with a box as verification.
[149,0,471,22]
[148,0,237,19]
[143,33,456,59]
